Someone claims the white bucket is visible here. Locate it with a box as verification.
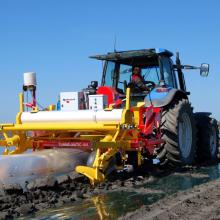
[23,72,37,87]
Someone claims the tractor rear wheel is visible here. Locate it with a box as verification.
[156,98,196,167]
[194,114,219,162]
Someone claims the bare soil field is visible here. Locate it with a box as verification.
[0,164,219,219]
[121,178,220,220]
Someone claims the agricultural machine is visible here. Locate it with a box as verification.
[0,48,219,184]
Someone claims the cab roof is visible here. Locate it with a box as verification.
[90,48,173,61]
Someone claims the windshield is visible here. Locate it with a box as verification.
[103,62,160,87]
[101,57,181,94]
[117,65,160,92]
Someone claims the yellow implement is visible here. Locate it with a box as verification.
[0,88,143,184]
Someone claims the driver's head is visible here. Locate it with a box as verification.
[132,66,141,75]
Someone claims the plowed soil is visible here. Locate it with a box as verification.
[121,178,220,220]
[0,164,219,219]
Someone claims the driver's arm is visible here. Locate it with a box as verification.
[135,77,150,91]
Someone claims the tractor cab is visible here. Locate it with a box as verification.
[91,48,178,95]
[91,48,209,107]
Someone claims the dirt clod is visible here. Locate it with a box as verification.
[3,184,23,195]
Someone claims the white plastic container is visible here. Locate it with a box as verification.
[23,72,37,87]
[60,92,84,111]
[89,94,107,110]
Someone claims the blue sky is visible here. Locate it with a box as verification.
[0,0,220,122]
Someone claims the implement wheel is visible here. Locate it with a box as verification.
[156,98,196,167]
[194,113,219,162]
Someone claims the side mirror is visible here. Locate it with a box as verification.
[200,63,209,77]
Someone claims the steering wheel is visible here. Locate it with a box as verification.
[144,80,156,90]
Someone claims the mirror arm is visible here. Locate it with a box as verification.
[173,65,200,70]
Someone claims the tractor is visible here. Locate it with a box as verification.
[0,48,219,184]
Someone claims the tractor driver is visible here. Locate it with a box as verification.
[131,67,150,92]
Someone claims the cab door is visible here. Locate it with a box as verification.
[160,57,178,88]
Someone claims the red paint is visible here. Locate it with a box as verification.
[156,87,169,93]
[35,140,92,152]
[130,105,163,154]
[97,86,121,107]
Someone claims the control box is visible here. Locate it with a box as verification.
[89,95,107,110]
[60,92,84,111]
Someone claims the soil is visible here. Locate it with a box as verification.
[0,164,170,219]
[120,178,220,220]
[0,164,219,220]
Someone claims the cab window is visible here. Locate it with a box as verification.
[102,61,115,87]
[161,57,176,88]
[142,66,160,85]
[117,64,132,92]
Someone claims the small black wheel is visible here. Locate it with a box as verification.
[194,113,219,162]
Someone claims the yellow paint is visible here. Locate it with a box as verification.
[137,102,145,107]
[125,88,131,110]
[120,88,133,125]
[132,102,145,125]
[5,135,20,146]
[138,151,142,166]
[31,107,39,113]
[76,166,105,185]
[16,112,23,124]
[47,105,56,111]
[19,93,24,112]
[0,123,119,131]
[101,135,113,142]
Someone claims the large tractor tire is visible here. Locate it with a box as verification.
[194,113,219,162]
[156,98,196,167]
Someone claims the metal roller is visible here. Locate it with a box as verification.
[21,109,123,124]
